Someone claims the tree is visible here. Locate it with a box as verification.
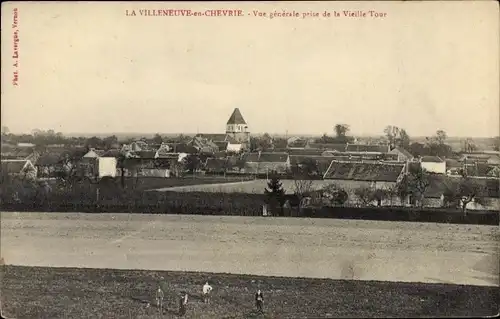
[371,189,389,207]
[1,126,9,135]
[463,139,477,153]
[399,168,430,207]
[317,133,336,144]
[334,124,350,138]
[384,126,400,149]
[85,136,104,149]
[103,135,119,149]
[321,184,349,206]
[332,189,348,206]
[435,130,447,145]
[409,142,427,157]
[264,173,286,216]
[184,155,201,174]
[354,186,373,206]
[251,134,273,151]
[492,137,499,151]
[384,126,410,150]
[153,133,163,145]
[273,137,288,149]
[456,178,486,215]
[398,129,411,149]
[293,178,314,209]
[297,158,319,176]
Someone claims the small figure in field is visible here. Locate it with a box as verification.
[178,292,188,316]
[202,281,213,304]
[156,286,165,313]
[255,289,264,313]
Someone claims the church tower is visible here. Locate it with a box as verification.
[226,108,250,145]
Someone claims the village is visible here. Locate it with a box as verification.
[1,107,499,215]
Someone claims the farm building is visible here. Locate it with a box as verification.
[227,142,243,153]
[82,149,106,159]
[188,136,219,154]
[287,149,324,156]
[36,152,68,177]
[323,160,406,206]
[305,143,347,152]
[321,151,400,162]
[214,141,229,152]
[422,175,500,211]
[459,153,500,166]
[1,159,38,180]
[287,138,309,149]
[243,152,291,175]
[0,146,39,161]
[345,144,391,154]
[389,147,414,162]
[420,156,446,174]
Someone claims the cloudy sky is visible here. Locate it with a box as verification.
[1,1,498,137]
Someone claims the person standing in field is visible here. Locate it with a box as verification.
[202,281,213,303]
[178,292,188,316]
[255,289,264,313]
[155,286,164,313]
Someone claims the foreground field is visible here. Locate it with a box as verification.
[1,266,498,319]
[1,213,498,287]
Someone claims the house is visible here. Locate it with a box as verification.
[305,143,347,152]
[1,147,38,161]
[36,153,67,177]
[243,152,290,175]
[17,142,36,148]
[420,156,446,174]
[214,141,229,152]
[189,136,219,154]
[227,142,243,153]
[289,155,332,176]
[321,151,399,162]
[287,149,324,156]
[422,175,500,211]
[323,161,406,206]
[166,143,198,154]
[96,157,117,178]
[389,147,414,162]
[287,138,308,149]
[345,143,391,154]
[1,159,38,180]
[82,149,106,159]
[460,153,500,166]
[101,149,123,159]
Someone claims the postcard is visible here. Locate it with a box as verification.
[1,1,499,318]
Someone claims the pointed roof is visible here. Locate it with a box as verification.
[226,108,247,125]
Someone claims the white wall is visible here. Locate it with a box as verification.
[98,157,117,178]
[141,169,170,178]
[421,162,446,174]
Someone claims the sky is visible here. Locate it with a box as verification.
[1,1,499,137]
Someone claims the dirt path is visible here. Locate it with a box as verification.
[1,212,498,286]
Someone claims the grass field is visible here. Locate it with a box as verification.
[117,176,254,191]
[153,179,335,193]
[1,266,498,319]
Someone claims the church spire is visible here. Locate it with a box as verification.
[226,108,246,125]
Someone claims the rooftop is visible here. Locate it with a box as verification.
[323,161,405,182]
[226,108,247,125]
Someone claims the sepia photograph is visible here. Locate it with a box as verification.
[1,1,499,318]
